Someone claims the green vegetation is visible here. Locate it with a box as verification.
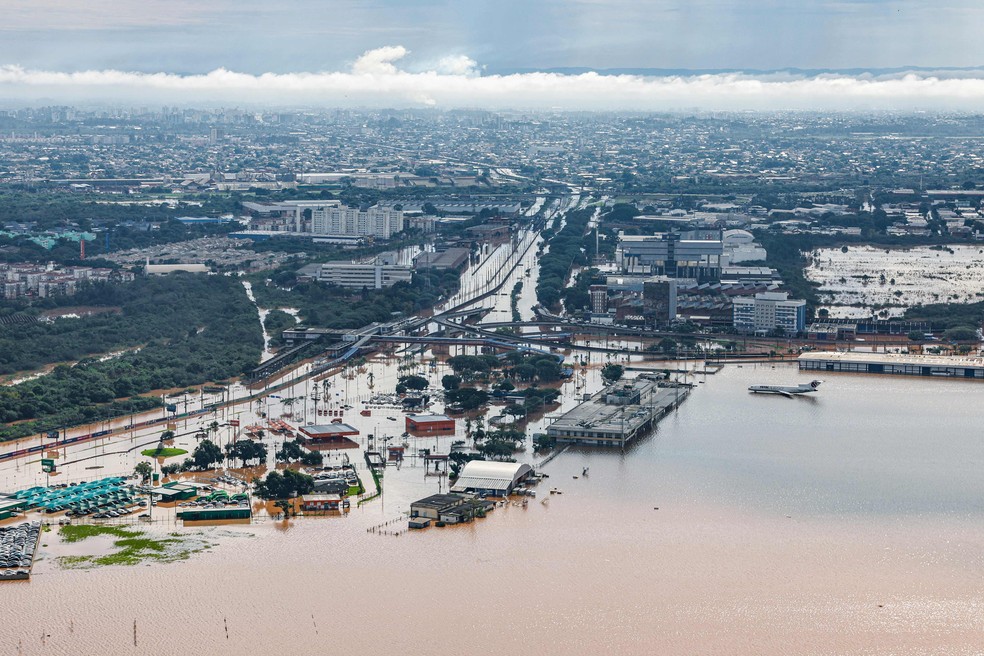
[275,439,324,466]
[263,309,296,349]
[905,301,984,331]
[533,433,557,452]
[398,374,429,391]
[510,281,523,322]
[58,524,209,568]
[254,469,314,500]
[249,267,460,329]
[518,387,561,412]
[444,387,490,411]
[601,363,624,383]
[139,447,188,458]
[0,275,262,441]
[0,274,253,375]
[755,232,823,315]
[134,461,153,482]
[225,439,268,468]
[193,439,223,470]
[446,354,499,379]
[536,208,595,308]
[562,268,601,314]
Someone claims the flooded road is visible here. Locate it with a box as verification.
[5,365,984,654]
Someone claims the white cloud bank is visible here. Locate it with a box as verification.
[2,46,984,110]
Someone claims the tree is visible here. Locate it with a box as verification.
[399,375,429,391]
[226,439,267,468]
[192,439,223,470]
[134,461,153,482]
[441,374,462,391]
[276,439,305,463]
[254,469,314,500]
[907,330,925,341]
[444,387,489,411]
[944,326,978,341]
[601,363,624,383]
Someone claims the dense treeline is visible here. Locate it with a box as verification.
[0,190,237,230]
[536,208,595,308]
[904,301,984,331]
[0,274,262,441]
[0,275,252,376]
[250,268,460,329]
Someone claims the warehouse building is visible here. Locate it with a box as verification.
[178,507,251,523]
[798,352,984,380]
[409,493,495,524]
[450,460,534,496]
[405,414,455,434]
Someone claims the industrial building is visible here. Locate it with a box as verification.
[733,291,806,334]
[317,262,413,289]
[413,248,470,271]
[409,493,495,524]
[450,460,534,496]
[798,352,984,380]
[616,231,723,282]
[177,507,251,523]
[546,375,689,447]
[405,414,455,434]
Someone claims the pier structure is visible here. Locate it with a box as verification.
[546,374,690,448]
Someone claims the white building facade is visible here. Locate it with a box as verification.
[733,291,806,334]
[318,263,413,289]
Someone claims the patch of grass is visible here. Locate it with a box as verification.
[57,524,209,569]
[59,524,137,543]
[140,447,188,458]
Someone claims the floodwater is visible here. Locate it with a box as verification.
[805,244,984,318]
[5,365,984,655]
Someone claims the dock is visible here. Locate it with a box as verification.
[546,375,690,448]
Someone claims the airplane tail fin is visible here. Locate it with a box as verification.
[810,380,823,389]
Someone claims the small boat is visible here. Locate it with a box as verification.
[360,410,371,417]
[331,418,342,424]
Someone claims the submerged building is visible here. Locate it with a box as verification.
[450,460,534,496]
[546,375,688,447]
[798,352,984,380]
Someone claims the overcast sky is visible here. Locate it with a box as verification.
[2,0,984,109]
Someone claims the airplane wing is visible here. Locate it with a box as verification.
[779,391,794,398]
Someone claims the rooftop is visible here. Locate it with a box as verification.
[798,352,984,368]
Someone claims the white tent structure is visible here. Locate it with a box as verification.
[451,460,533,496]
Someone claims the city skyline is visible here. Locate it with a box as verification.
[2,1,984,109]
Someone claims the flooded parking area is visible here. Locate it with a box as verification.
[805,244,984,317]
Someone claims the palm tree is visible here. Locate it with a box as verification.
[281,397,296,416]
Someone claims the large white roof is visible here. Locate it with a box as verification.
[451,460,532,493]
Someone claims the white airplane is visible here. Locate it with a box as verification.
[748,380,823,398]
